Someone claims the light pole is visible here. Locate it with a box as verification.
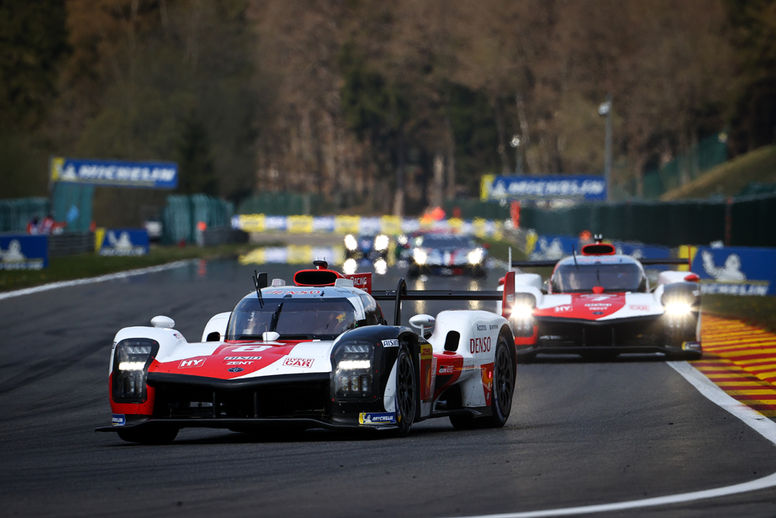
[598,95,612,201]
[510,134,522,175]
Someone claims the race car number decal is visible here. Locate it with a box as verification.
[232,345,271,352]
[470,336,491,354]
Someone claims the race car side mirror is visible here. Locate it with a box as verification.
[409,314,435,337]
[151,315,175,329]
[262,331,280,342]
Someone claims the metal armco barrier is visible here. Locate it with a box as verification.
[48,232,94,257]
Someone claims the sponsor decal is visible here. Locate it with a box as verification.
[469,336,492,354]
[477,324,487,331]
[282,357,314,368]
[267,289,321,295]
[381,339,399,348]
[554,305,572,312]
[112,414,126,426]
[359,412,397,425]
[228,367,244,373]
[224,356,262,360]
[179,358,206,368]
[682,341,702,352]
[629,305,649,311]
[420,343,433,360]
[489,324,499,330]
[438,365,455,375]
[233,345,271,352]
[226,361,253,366]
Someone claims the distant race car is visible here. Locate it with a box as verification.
[344,233,390,261]
[498,239,702,361]
[408,233,487,277]
[98,261,516,443]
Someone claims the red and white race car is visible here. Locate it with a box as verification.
[498,240,702,361]
[98,262,516,443]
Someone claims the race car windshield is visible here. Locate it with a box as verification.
[552,263,646,293]
[418,235,476,249]
[227,297,358,340]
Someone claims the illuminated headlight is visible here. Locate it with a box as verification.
[112,339,158,403]
[343,257,358,275]
[374,257,388,275]
[467,248,485,265]
[333,342,374,397]
[510,303,534,321]
[374,234,390,252]
[413,249,428,265]
[664,301,693,318]
[344,234,358,251]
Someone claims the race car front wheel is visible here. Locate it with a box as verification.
[117,424,179,444]
[394,348,417,436]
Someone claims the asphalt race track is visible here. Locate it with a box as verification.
[2,258,776,517]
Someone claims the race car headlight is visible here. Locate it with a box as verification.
[344,234,358,251]
[510,303,534,320]
[374,234,390,252]
[413,249,428,265]
[112,338,158,403]
[664,301,693,318]
[333,342,375,398]
[467,248,485,265]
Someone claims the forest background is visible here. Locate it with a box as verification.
[1,0,774,225]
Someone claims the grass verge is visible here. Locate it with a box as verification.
[0,242,257,293]
[702,294,776,333]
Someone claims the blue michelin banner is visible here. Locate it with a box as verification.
[691,246,775,296]
[97,229,150,256]
[528,235,672,261]
[50,157,178,189]
[486,175,607,201]
[0,235,48,270]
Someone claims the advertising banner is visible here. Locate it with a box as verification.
[481,174,607,201]
[0,235,48,269]
[96,229,150,256]
[690,246,775,296]
[50,157,178,189]
[527,235,673,262]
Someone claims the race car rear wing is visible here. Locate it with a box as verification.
[510,258,690,268]
[372,272,514,325]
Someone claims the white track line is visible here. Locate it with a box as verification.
[457,361,776,518]
[0,260,192,301]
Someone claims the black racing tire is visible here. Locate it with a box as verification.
[481,334,516,427]
[449,333,516,430]
[394,347,417,436]
[117,425,179,444]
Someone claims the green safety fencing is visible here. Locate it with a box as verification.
[51,183,94,232]
[162,194,234,244]
[442,199,506,220]
[0,197,50,232]
[518,194,776,247]
[639,133,728,199]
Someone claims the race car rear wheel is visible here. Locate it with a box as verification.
[483,335,516,427]
[450,333,516,429]
[117,424,179,444]
[394,348,417,436]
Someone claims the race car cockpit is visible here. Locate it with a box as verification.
[550,262,648,293]
[227,297,359,340]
